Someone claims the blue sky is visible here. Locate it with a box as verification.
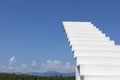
[0,0,120,73]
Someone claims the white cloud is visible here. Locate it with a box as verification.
[9,56,16,65]
[21,64,27,68]
[0,65,8,72]
[41,59,74,73]
[42,59,62,70]
[31,60,37,67]
[0,58,75,73]
[0,65,6,69]
[64,62,74,72]
[8,66,15,70]
[8,56,16,70]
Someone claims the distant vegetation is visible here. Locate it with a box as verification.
[0,73,75,80]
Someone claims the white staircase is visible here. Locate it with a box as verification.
[62,21,120,80]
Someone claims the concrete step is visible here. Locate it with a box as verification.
[83,76,120,80]
[69,40,114,46]
[67,33,106,38]
[68,38,113,42]
[67,35,107,39]
[65,29,101,33]
[63,24,93,27]
[66,34,108,39]
[63,22,92,26]
[66,33,110,39]
[76,56,120,65]
[64,26,97,30]
[79,65,120,76]
[65,30,103,35]
[71,45,118,51]
[67,37,110,41]
[66,31,103,34]
[74,50,120,58]
[65,28,100,32]
[116,45,120,49]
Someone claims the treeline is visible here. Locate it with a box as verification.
[0,73,75,80]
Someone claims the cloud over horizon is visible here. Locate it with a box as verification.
[9,56,16,65]
[0,56,75,73]
[31,60,37,67]
[8,56,16,70]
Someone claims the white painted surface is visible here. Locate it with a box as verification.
[68,36,110,41]
[62,21,120,80]
[76,56,120,65]
[69,40,114,46]
[75,66,81,80]
[74,51,120,58]
[84,76,120,80]
[80,65,120,76]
